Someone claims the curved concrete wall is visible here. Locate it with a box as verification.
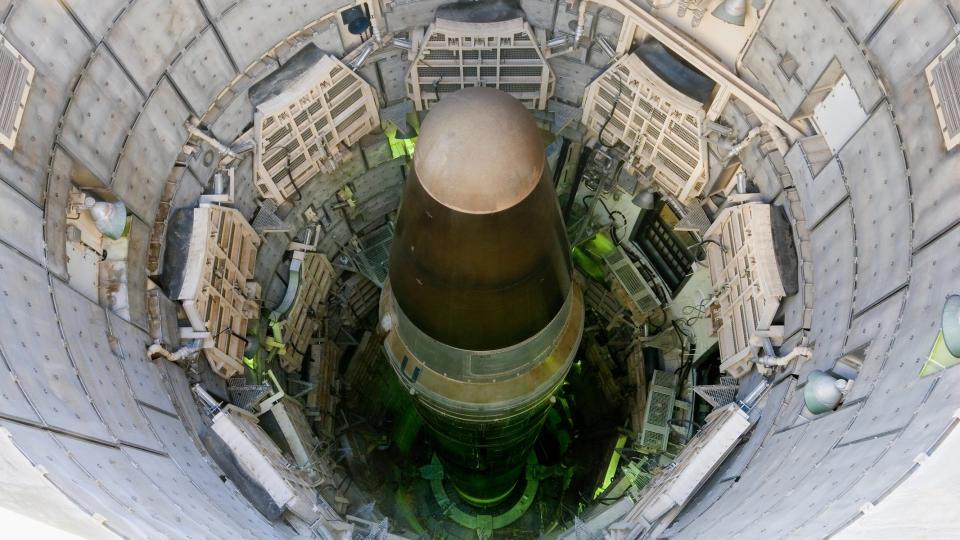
[667,1,960,537]
[0,0,955,538]
[0,1,386,537]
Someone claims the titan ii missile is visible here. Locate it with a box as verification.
[379,87,584,507]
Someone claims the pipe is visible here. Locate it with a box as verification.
[213,171,226,195]
[722,126,761,162]
[349,40,375,70]
[546,34,570,49]
[184,122,241,160]
[723,124,788,163]
[148,339,204,363]
[752,337,813,374]
[762,124,789,156]
[192,384,222,415]
[369,15,382,45]
[735,170,748,194]
[573,0,588,45]
[737,379,769,410]
[596,35,617,59]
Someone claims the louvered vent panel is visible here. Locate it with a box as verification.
[581,53,706,203]
[407,18,553,110]
[0,36,34,150]
[254,54,379,204]
[614,264,644,297]
[926,35,960,149]
[674,203,711,235]
[933,61,960,134]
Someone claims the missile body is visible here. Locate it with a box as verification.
[380,88,584,506]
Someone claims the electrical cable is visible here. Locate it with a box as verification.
[698,238,726,252]
[582,193,628,244]
[681,296,712,327]
[283,146,304,202]
[671,319,696,398]
[596,69,625,149]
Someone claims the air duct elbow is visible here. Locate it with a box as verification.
[148,339,205,363]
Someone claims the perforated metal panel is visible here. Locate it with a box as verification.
[693,382,739,409]
[352,224,394,288]
[641,370,677,451]
[251,199,289,234]
[228,378,272,411]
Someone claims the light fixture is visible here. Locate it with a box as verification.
[347,16,370,35]
[803,370,846,415]
[341,6,370,35]
[84,197,127,240]
[943,295,960,357]
[632,188,656,209]
[713,0,748,26]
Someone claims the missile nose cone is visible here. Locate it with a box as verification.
[413,87,545,214]
[389,88,573,351]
